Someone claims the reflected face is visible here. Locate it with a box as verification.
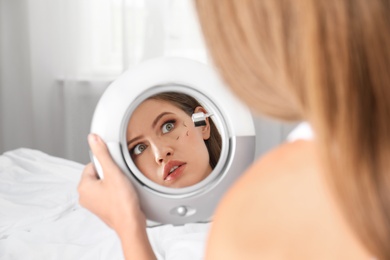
[126,99,212,188]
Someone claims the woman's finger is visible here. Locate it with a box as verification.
[80,163,99,180]
[88,133,118,176]
[78,163,99,206]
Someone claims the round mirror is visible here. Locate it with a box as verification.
[124,88,227,190]
[90,57,255,225]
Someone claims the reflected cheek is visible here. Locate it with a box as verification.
[133,155,158,181]
[181,127,199,141]
[185,131,210,167]
[185,129,206,149]
[175,127,190,140]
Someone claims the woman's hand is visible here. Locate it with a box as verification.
[78,133,143,232]
[78,134,156,259]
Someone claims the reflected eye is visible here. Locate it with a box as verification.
[132,143,147,155]
[162,121,175,134]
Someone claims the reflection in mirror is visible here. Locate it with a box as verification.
[126,92,222,188]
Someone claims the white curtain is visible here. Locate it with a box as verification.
[0,0,298,164]
[0,0,207,163]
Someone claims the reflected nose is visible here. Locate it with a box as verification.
[152,143,174,164]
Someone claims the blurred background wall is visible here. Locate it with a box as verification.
[0,0,297,164]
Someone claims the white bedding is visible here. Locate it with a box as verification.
[0,148,209,260]
[0,123,311,259]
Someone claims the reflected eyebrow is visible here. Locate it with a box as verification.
[152,112,174,129]
[127,112,174,147]
[127,136,142,148]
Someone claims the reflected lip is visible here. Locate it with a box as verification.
[163,160,186,181]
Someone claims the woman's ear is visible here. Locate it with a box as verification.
[194,106,211,140]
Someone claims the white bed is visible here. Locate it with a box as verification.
[0,123,311,259]
[0,148,209,260]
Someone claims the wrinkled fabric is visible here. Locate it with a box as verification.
[0,148,209,260]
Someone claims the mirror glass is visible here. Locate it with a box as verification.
[125,90,223,189]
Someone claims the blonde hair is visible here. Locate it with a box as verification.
[196,0,390,258]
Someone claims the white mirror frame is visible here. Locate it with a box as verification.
[90,57,255,225]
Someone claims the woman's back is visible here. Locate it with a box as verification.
[196,0,390,257]
[205,140,373,259]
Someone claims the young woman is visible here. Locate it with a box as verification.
[126,92,221,188]
[195,0,390,259]
[79,0,390,259]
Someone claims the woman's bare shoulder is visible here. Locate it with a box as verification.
[205,140,369,259]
